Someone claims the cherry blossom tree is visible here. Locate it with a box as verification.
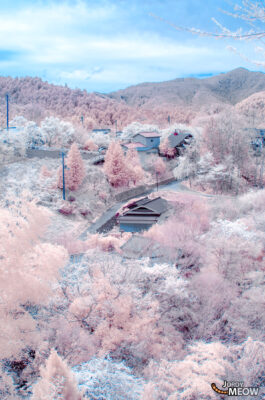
[143,341,231,400]
[154,157,166,177]
[82,139,98,151]
[31,350,83,400]
[159,137,176,158]
[126,149,145,185]
[0,199,68,397]
[57,143,85,191]
[103,142,129,187]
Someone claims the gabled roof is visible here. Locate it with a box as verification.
[168,132,190,148]
[133,132,161,138]
[122,197,168,217]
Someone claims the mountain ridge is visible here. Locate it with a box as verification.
[107,68,265,108]
[0,68,265,128]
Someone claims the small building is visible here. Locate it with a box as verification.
[92,128,111,134]
[132,131,161,150]
[118,196,168,232]
[251,128,265,151]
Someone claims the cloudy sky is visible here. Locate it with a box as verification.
[0,0,264,92]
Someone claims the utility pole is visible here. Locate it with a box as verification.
[62,152,66,200]
[168,115,170,125]
[6,94,9,130]
[81,115,84,126]
[259,143,264,188]
[61,151,70,200]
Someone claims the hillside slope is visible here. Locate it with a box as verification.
[108,68,265,109]
[0,68,265,129]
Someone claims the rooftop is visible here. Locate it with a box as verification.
[168,132,191,148]
[122,196,168,216]
[134,131,161,138]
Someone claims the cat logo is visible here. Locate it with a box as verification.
[211,382,260,397]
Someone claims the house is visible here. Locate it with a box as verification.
[117,196,168,232]
[92,128,111,134]
[122,131,161,158]
[132,131,161,150]
[251,129,265,152]
[168,131,193,155]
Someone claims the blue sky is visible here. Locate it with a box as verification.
[0,0,263,92]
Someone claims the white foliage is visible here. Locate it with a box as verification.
[210,219,259,241]
[40,117,75,147]
[73,357,144,400]
[10,115,28,128]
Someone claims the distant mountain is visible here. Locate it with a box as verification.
[0,68,265,129]
[108,68,265,109]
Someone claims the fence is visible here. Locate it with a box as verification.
[26,148,98,160]
[114,175,175,202]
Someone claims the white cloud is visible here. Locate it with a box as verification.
[0,0,259,92]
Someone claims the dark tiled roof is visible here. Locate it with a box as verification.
[121,197,168,218]
[144,197,168,214]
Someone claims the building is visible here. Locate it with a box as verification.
[168,131,193,156]
[122,131,161,160]
[132,131,161,150]
[251,129,265,152]
[118,196,168,232]
[92,128,111,134]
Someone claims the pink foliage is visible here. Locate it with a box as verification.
[69,268,183,360]
[154,157,166,176]
[40,164,52,178]
[103,143,145,187]
[66,143,86,190]
[82,139,98,151]
[103,142,129,187]
[56,232,86,254]
[31,350,82,400]
[0,199,67,361]
[145,193,209,267]
[159,137,176,158]
[58,202,74,215]
[57,143,85,191]
[126,148,145,185]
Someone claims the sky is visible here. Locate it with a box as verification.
[0,0,264,93]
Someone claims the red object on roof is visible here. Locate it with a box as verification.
[137,132,161,138]
[174,132,178,136]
